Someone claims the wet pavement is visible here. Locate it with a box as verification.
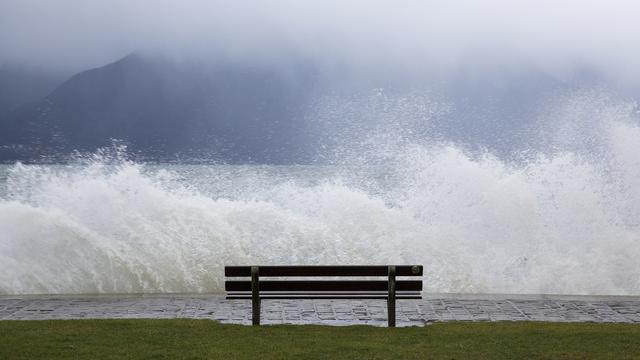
[1,294,639,327]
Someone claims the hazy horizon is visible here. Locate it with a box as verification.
[1,1,640,87]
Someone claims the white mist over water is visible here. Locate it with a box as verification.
[1,91,640,295]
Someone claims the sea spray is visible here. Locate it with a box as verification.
[1,91,639,295]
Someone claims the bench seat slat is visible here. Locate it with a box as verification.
[225,280,422,292]
[227,291,421,296]
[226,295,422,300]
[225,265,422,277]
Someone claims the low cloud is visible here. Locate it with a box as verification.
[1,0,639,83]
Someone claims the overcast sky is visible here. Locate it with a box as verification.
[1,0,639,83]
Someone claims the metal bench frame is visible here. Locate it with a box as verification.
[225,265,423,327]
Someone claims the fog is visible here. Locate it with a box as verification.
[1,0,639,83]
[3,1,640,297]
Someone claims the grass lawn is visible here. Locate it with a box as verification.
[1,320,639,359]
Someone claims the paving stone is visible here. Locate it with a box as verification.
[1,295,640,326]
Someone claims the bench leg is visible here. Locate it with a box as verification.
[388,265,396,327]
[251,266,260,325]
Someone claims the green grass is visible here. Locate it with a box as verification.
[0,320,639,359]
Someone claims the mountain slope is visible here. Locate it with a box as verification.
[0,54,319,162]
[0,66,65,116]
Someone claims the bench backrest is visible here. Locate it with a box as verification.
[225,265,423,299]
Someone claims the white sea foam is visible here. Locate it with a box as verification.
[1,91,639,295]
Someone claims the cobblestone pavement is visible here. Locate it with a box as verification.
[1,294,640,327]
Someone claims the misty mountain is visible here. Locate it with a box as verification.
[0,66,64,115]
[0,53,627,164]
[0,54,320,163]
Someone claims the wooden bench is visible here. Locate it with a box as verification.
[225,265,423,327]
